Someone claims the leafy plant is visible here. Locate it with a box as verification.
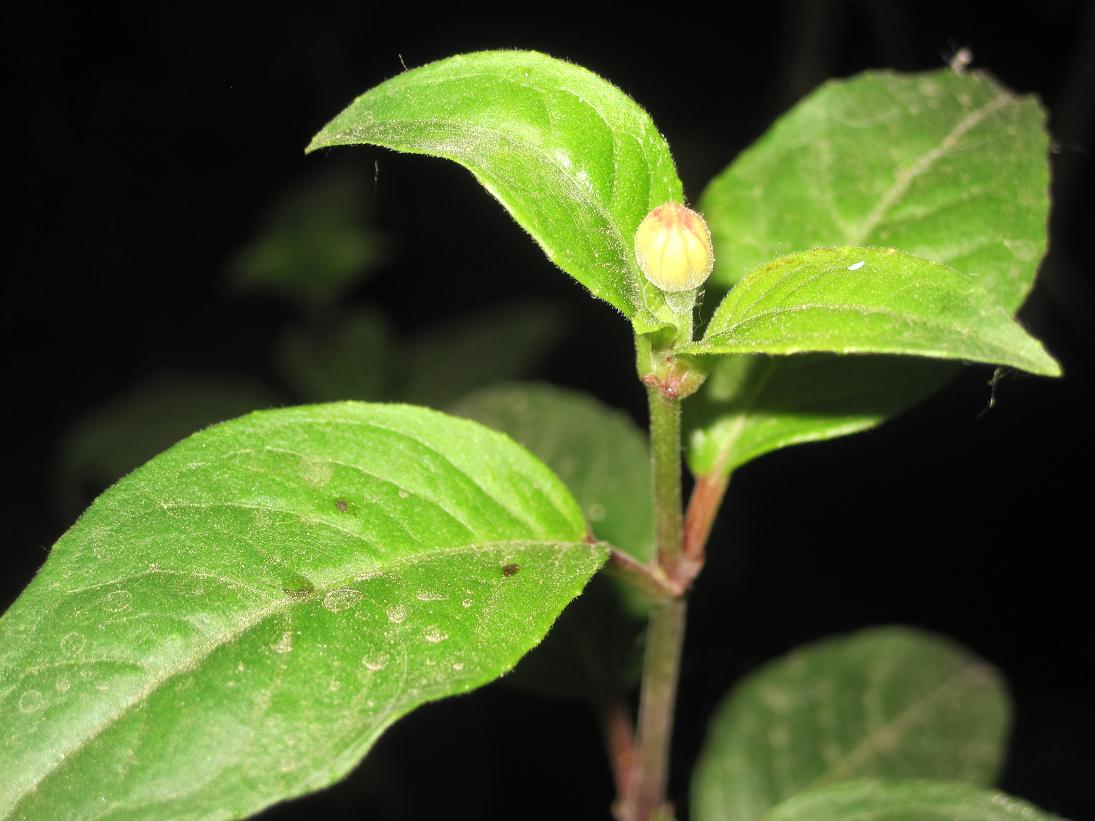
[1,51,1063,820]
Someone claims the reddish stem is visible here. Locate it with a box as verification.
[607,548,682,601]
[681,472,730,569]
[600,698,636,800]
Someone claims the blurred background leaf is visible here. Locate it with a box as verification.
[396,302,567,408]
[274,306,393,402]
[765,779,1059,821]
[53,373,279,515]
[226,164,388,309]
[691,627,1011,821]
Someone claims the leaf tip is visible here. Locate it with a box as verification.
[1035,352,1063,378]
[303,133,328,155]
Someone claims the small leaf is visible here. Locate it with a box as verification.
[452,382,652,698]
[684,247,1058,376]
[275,307,393,402]
[396,301,567,408]
[685,353,948,476]
[766,780,1060,821]
[227,165,387,308]
[307,50,684,333]
[691,627,1010,821]
[2,404,605,819]
[690,69,1051,477]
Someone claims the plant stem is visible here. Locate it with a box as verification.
[647,386,683,569]
[617,385,688,821]
[600,698,636,798]
[682,472,730,568]
[625,598,687,821]
[607,547,682,601]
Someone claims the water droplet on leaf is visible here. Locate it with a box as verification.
[103,589,133,613]
[60,632,86,654]
[271,631,294,655]
[18,689,44,714]
[323,588,362,613]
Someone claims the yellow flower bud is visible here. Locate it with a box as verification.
[634,202,714,292]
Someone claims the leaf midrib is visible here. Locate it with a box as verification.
[705,301,984,343]
[846,89,1012,245]
[806,662,991,790]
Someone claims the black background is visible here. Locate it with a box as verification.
[4,2,1093,819]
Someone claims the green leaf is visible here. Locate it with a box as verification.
[53,373,279,511]
[396,301,567,408]
[684,247,1058,376]
[227,165,387,308]
[703,70,1047,303]
[766,780,1060,821]
[2,403,605,819]
[307,50,684,333]
[691,627,1011,821]
[452,382,652,698]
[275,307,393,402]
[689,68,1050,477]
[686,353,948,476]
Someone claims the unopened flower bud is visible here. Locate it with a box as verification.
[634,203,714,292]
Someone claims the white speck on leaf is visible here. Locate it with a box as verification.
[423,626,447,644]
[848,260,866,271]
[363,655,388,672]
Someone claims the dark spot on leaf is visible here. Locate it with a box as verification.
[502,563,519,577]
[335,498,349,512]
[275,566,316,597]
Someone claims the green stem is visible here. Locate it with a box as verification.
[647,386,683,569]
[617,385,687,821]
[627,598,687,821]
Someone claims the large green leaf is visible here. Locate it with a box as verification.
[691,627,1010,821]
[766,780,1059,821]
[689,68,1050,476]
[452,383,652,698]
[307,50,684,333]
[684,247,1058,375]
[1,404,605,819]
